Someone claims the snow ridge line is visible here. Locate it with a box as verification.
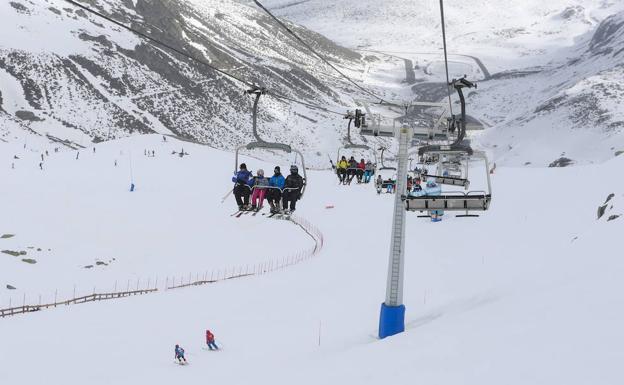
[0,216,324,318]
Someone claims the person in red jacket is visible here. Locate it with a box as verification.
[206,330,219,350]
[356,158,366,183]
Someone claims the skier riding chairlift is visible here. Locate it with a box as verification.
[282,165,304,213]
[232,163,252,210]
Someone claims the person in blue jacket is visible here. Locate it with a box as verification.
[266,166,285,213]
[174,344,187,364]
[232,163,252,210]
[425,179,443,222]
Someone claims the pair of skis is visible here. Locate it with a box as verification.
[267,210,293,220]
[231,207,263,218]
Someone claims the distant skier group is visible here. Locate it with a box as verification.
[174,329,219,365]
[232,163,304,214]
[335,156,375,185]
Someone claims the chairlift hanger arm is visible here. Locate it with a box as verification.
[450,76,477,145]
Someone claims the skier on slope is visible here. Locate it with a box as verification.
[267,166,285,214]
[231,163,252,210]
[174,344,187,363]
[282,165,304,213]
[206,330,219,350]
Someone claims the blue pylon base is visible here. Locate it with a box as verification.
[378,302,405,339]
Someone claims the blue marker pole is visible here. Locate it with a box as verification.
[129,151,135,192]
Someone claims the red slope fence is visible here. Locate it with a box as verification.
[0,215,324,318]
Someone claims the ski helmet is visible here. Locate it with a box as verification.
[257,169,265,177]
[274,166,280,173]
[239,163,247,170]
[290,165,298,173]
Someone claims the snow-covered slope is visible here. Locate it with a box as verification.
[0,135,313,298]
[1,134,623,384]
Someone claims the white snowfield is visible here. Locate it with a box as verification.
[0,136,313,299]
[1,134,623,384]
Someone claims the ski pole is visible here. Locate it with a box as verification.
[220,188,233,204]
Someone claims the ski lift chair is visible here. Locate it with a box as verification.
[234,87,308,199]
[404,150,491,216]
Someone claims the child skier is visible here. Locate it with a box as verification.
[174,344,187,364]
[206,330,219,350]
[249,169,269,211]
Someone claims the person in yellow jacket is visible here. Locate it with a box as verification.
[337,156,348,183]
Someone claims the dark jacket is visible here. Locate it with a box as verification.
[284,173,304,190]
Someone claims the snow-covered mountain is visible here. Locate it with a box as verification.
[264,0,624,166]
[0,0,369,164]
[471,10,624,166]
[3,0,623,166]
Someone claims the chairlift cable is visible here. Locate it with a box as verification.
[439,0,454,116]
[253,0,388,104]
[62,0,345,116]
